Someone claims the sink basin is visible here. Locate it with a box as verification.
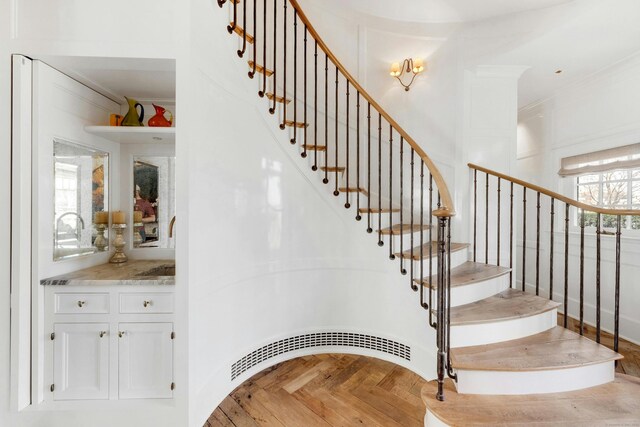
[137,264,175,277]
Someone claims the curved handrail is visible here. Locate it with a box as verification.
[469,163,640,216]
[288,0,455,217]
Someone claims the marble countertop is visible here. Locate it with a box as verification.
[40,260,175,286]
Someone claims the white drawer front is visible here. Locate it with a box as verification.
[120,293,174,314]
[55,293,110,314]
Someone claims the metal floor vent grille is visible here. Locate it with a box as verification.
[231,332,411,381]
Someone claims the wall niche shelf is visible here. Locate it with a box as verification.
[84,126,175,144]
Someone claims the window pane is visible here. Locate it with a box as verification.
[602,181,627,207]
[602,214,627,229]
[603,170,628,181]
[578,184,599,205]
[632,215,640,230]
[583,211,598,228]
[578,174,600,184]
[633,182,640,205]
[633,169,640,179]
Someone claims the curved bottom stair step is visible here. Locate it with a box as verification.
[447,289,560,348]
[451,326,623,395]
[422,374,640,427]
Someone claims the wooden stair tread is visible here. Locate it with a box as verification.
[248,61,274,76]
[302,144,326,151]
[229,23,254,44]
[358,207,401,214]
[395,242,469,261]
[378,223,432,236]
[285,120,309,128]
[338,187,368,196]
[451,326,623,372]
[448,288,561,326]
[415,261,511,288]
[422,375,640,427]
[265,92,291,104]
[320,166,345,172]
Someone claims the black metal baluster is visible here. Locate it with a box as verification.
[497,177,501,266]
[248,0,257,75]
[312,40,318,169]
[400,137,405,274]
[473,169,477,262]
[389,125,393,256]
[323,54,328,184]
[377,113,383,246]
[510,182,514,287]
[227,0,237,33]
[257,0,266,95]
[579,209,585,334]
[217,0,226,8]
[268,0,277,114]
[356,92,361,220]
[302,25,308,155]
[536,191,541,296]
[485,173,489,264]
[429,174,435,327]
[237,0,248,57]
[410,149,415,289]
[279,0,287,129]
[366,103,372,233]
[333,66,339,197]
[345,81,350,208]
[522,188,527,292]
[288,10,297,142]
[549,197,555,301]
[563,203,569,328]
[614,215,621,353]
[596,212,601,343]
[420,161,426,308]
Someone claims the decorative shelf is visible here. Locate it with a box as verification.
[84,126,175,144]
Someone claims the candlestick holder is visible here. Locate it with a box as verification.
[110,224,128,263]
[133,222,143,248]
[94,223,108,252]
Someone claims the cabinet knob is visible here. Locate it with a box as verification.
[77,301,86,308]
[143,300,152,308]
[118,331,125,338]
[99,331,107,338]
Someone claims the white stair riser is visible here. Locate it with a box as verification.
[455,360,615,395]
[449,273,510,307]
[425,410,449,427]
[450,308,558,348]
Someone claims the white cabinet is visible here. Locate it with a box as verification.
[45,286,174,403]
[118,323,173,399]
[52,323,109,400]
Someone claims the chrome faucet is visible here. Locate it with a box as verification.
[55,212,86,248]
[169,216,176,238]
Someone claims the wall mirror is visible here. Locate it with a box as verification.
[53,139,109,261]
[133,156,175,249]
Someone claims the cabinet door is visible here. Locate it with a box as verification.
[118,323,173,399]
[53,323,109,400]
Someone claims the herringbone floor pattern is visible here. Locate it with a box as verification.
[205,353,426,427]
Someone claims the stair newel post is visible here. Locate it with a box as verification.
[312,40,318,170]
[356,92,361,220]
[388,125,394,256]
[536,191,541,296]
[563,203,570,328]
[258,0,266,95]
[596,212,601,343]
[268,0,277,114]
[333,66,339,197]
[237,0,248,57]
[579,208,585,334]
[289,8,297,142]
[434,210,450,401]
[345,81,351,208]
[377,113,383,246]
[549,197,555,301]
[614,215,621,354]
[279,0,287,129]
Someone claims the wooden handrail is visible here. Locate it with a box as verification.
[288,0,455,217]
[469,163,640,216]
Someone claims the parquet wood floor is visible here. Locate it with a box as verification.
[206,317,640,427]
[205,354,427,427]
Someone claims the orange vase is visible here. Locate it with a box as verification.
[148,104,174,127]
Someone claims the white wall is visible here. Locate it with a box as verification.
[516,52,640,344]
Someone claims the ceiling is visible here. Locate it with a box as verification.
[320,0,573,24]
[37,56,176,104]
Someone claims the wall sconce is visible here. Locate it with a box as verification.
[390,58,425,91]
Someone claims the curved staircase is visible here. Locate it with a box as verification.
[216,0,640,425]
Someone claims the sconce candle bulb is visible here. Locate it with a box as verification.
[390,57,425,91]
